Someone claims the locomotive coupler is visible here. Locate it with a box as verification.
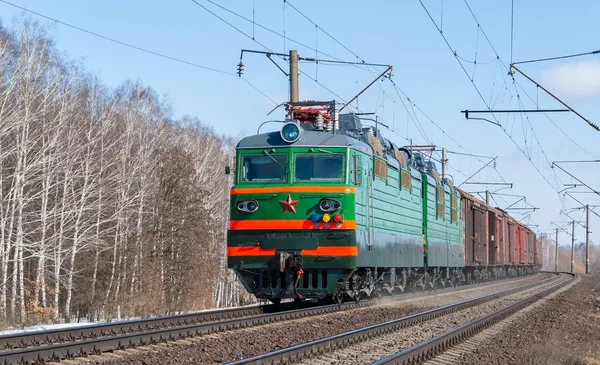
[277,251,303,299]
[278,251,302,272]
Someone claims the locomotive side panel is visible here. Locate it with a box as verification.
[447,188,464,268]
[356,154,423,268]
[425,174,448,268]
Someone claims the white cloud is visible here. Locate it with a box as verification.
[540,60,600,100]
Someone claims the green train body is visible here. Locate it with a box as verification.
[227,110,469,302]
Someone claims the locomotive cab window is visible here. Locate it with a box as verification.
[295,154,344,181]
[241,155,287,182]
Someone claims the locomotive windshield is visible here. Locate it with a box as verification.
[295,154,344,181]
[241,155,287,182]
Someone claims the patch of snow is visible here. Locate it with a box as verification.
[0,321,96,336]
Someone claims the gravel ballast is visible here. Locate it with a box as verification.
[85,273,556,365]
[456,274,600,365]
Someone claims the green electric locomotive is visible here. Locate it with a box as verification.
[227,101,464,303]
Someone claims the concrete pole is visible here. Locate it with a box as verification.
[586,204,590,274]
[571,220,575,274]
[486,190,491,206]
[289,50,299,103]
[555,228,558,273]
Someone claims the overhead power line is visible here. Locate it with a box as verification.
[417,0,563,194]
[460,0,583,187]
[0,0,235,76]
[191,0,355,109]
[201,0,373,74]
[513,49,600,65]
[0,0,284,105]
[510,64,600,131]
[285,0,365,63]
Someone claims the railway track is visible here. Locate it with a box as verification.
[0,273,549,364]
[224,272,572,365]
[373,273,577,365]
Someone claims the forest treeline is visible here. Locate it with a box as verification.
[0,21,252,327]
[541,235,598,273]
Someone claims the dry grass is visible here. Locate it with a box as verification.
[515,274,600,365]
[515,337,581,365]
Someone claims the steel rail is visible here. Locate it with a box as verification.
[0,273,548,364]
[225,273,561,365]
[0,302,286,350]
[373,272,576,365]
[0,271,542,351]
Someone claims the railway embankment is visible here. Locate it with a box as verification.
[83,274,552,365]
[455,273,600,365]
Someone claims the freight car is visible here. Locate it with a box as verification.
[227,101,540,303]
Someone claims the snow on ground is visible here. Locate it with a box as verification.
[0,301,270,336]
[0,321,97,336]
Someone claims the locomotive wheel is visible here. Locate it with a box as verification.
[334,293,344,305]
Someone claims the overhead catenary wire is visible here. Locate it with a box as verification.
[285,0,366,63]
[201,0,373,74]
[191,0,356,110]
[0,0,235,76]
[0,0,288,107]
[389,78,513,192]
[460,0,576,185]
[287,0,516,202]
[460,0,597,157]
[206,0,516,202]
[417,0,563,195]
[513,49,600,65]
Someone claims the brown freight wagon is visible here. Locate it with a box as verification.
[516,224,527,265]
[460,190,488,266]
[487,207,505,265]
[507,218,518,264]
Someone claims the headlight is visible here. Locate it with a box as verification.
[280,122,302,143]
[236,199,259,213]
[319,198,341,212]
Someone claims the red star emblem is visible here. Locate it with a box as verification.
[279,194,299,213]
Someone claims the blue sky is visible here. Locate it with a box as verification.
[1,0,599,248]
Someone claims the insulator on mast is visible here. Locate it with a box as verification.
[315,114,325,131]
[333,110,340,130]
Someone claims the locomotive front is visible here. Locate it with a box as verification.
[227,107,358,302]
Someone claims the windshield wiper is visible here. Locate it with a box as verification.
[262,150,291,176]
[317,149,337,155]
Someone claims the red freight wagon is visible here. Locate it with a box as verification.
[526,228,536,265]
[460,190,488,266]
